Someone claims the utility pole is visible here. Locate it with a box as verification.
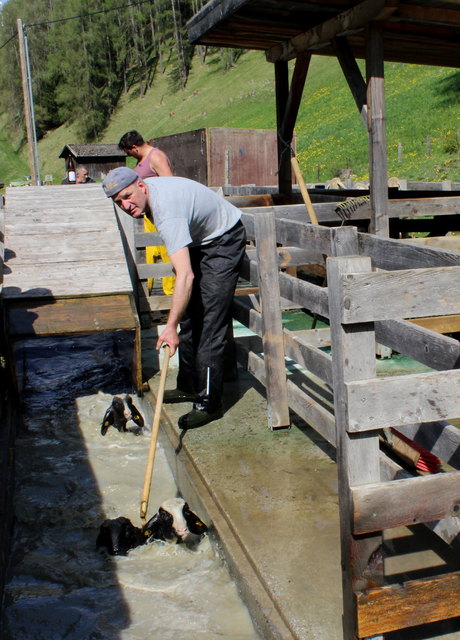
[17,18,40,185]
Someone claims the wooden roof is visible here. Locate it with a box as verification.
[188,0,460,67]
[59,144,126,159]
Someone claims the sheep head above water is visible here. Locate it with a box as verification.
[101,395,144,436]
[96,498,208,555]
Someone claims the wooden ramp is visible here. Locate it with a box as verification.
[2,184,141,391]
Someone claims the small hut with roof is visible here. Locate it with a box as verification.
[59,144,126,182]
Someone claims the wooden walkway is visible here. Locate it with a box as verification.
[2,184,141,390]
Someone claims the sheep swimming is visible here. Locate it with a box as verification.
[101,395,144,436]
[96,498,208,555]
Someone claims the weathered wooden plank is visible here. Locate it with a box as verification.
[292,327,331,348]
[233,295,333,385]
[352,471,460,534]
[134,231,164,247]
[242,210,336,255]
[374,319,460,371]
[6,294,138,336]
[5,232,124,264]
[5,220,116,235]
[5,211,113,225]
[2,260,133,299]
[279,271,329,317]
[346,369,460,431]
[357,571,460,637]
[246,246,320,268]
[404,236,460,251]
[137,262,175,279]
[327,255,382,640]
[339,266,460,323]
[409,314,460,334]
[367,21,389,237]
[242,346,337,446]
[254,209,290,429]
[241,197,460,232]
[359,232,460,270]
[240,251,330,317]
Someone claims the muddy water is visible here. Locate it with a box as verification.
[2,335,260,640]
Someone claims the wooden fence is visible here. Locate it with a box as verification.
[235,209,460,639]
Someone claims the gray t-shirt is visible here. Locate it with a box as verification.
[144,177,241,256]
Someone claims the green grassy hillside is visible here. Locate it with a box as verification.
[2,50,459,185]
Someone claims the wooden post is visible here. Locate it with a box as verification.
[274,60,292,201]
[327,256,383,640]
[366,22,388,237]
[254,209,290,430]
[17,19,39,186]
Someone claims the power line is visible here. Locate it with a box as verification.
[25,0,154,29]
[0,31,17,50]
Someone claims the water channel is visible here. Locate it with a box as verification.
[2,333,261,640]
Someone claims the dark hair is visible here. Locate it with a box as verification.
[118,130,144,151]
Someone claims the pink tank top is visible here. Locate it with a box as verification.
[134,148,159,179]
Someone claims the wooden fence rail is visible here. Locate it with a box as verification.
[237,207,460,640]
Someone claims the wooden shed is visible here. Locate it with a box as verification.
[151,127,291,187]
[58,144,126,182]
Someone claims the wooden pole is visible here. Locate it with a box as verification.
[290,154,319,225]
[327,256,383,640]
[274,60,292,201]
[140,345,171,524]
[366,22,388,237]
[17,19,39,185]
[254,209,290,430]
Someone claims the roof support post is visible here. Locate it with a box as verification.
[274,60,292,201]
[366,22,389,237]
[275,52,311,202]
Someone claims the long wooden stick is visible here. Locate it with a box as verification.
[140,345,171,524]
[291,155,319,225]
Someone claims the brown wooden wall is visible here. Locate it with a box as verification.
[153,127,283,187]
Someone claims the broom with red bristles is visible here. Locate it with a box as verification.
[380,427,441,474]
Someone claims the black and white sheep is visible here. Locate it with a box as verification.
[96,498,208,555]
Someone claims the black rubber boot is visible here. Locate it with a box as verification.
[178,407,223,429]
[163,389,200,404]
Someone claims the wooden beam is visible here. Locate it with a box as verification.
[409,314,460,334]
[254,209,290,429]
[337,266,460,323]
[357,571,460,637]
[358,230,460,270]
[346,369,460,431]
[375,319,460,371]
[274,60,292,200]
[366,21,389,236]
[279,51,311,145]
[266,0,398,62]
[137,262,174,279]
[327,255,382,640]
[352,471,460,534]
[396,4,460,28]
[333,35,368,126]
[6,294,139,337]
